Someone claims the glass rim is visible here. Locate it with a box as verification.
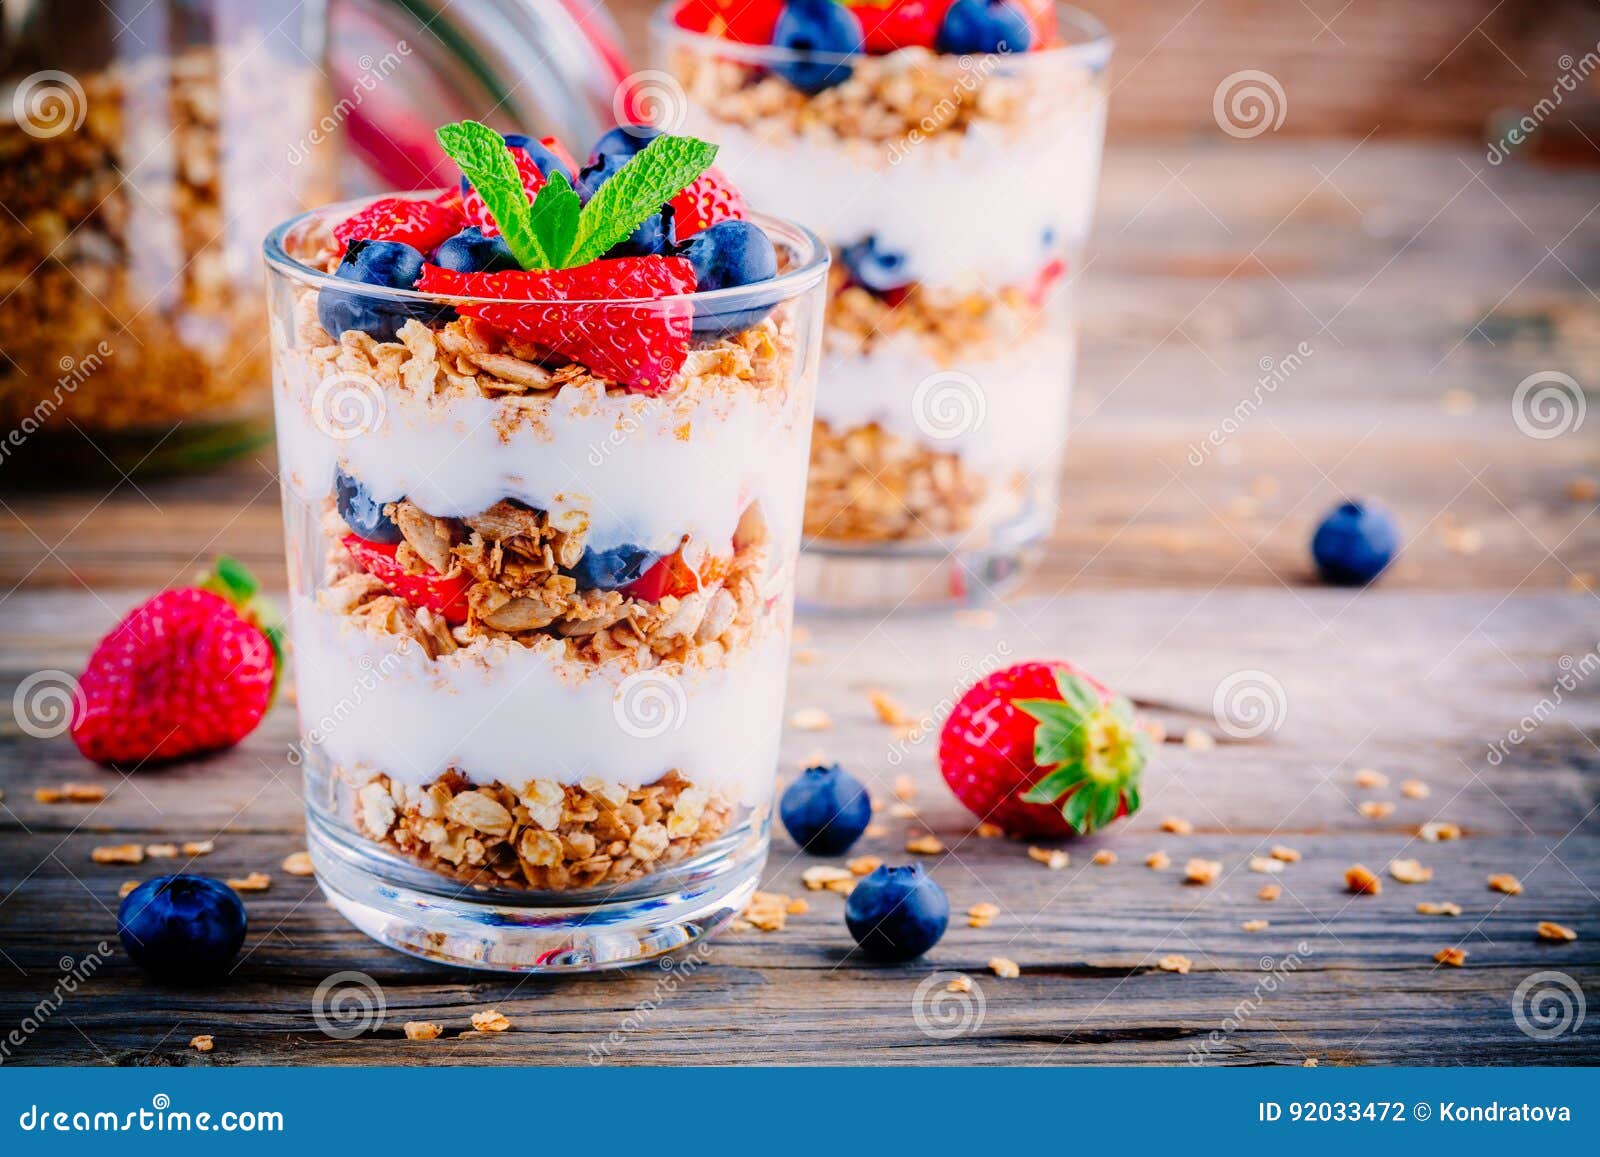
[263,195,831,308]
[650,0,1113,72]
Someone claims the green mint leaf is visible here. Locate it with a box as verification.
[568,134,718,266]
[436,120,545,270]
[529,170,581,269]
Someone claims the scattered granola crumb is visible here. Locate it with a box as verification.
[1400,779,1430,799]
[988,956,1020,979]
[968,902,1000,928]
[1249,855,1284,875]
[1388,858,1433,884]
[1270,845,1301,863]
[182,840,216,856]
[1258,884,1282,902]
[1157,954,1192,974]
[1417,901,1462,916]
[1354,768,1388,789]
[785,897,809,916]
[1536,921,1577,942]
[888,802,918,820]
[791,647,819,665]
[789,707,832,731]
[188,1035,213,1053]
[1488,873,1523,895]
[1440,388,1476,415]
[871,692,914,729]
[906,833,945,855]
[1241,919,1269,932]
[404,1021,443,1041]
[1093,849,1117,865]
[1418,821,1461,842]
[946,974,973,993]
[847,855,882,876]
[281,851,314,877]
[226,872,271,892]
[801,866,854,892]
[1183,729,1215,751]
[34,783,108,804]
[118,880,138,898]
[1142,719,1168,745]
[953,608,997,629]
[1185,858,1222,885]
[1345,864,1382,895]
[1145,850,1171,870]
[865,823,889,839]
[1567,474,1599,502]
[471,1010,511,1032]
[144,843,179,859]
[892,773,916,801]
[974,821,1004,839]
[1357,800,1394,820]
[1027,846,1068,870]
[1302,1057,1320,1067]
[1433,947,1467,967]
[1571,573,1596,593]
[728,918,753,932]
[1161,816,1194,835]
[91,844,143,865]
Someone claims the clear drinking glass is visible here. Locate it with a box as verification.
[264,197,827,971]
[652,3,1112,607]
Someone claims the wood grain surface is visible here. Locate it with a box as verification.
[0,139,1596,1065]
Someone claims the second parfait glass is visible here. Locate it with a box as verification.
[265,198,826,971]
[654,2,1112,606]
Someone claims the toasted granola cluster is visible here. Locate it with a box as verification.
[0,47,327,433]
[354,769,733,890]
[825,263,1051,365]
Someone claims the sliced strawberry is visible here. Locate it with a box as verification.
[460,146,547,238]
[1024,256,1067,308]
[625,550,700,602]
[676,0,782,43]
[1011,0,1057,48]
[333,196,463,255]
[417,258,698,394]
[342,534,471,625]
[851,1,950,52]
[668,166,746,240]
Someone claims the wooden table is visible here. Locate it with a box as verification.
[1,141,1596,1065]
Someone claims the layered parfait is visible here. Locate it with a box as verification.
[265,121,825,958]
[656,1,1110,596]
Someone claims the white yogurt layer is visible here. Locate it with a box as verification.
[273,340,815,556]
[684,99,1106,291]
[292,606,789,805]
[817,330,1075,470]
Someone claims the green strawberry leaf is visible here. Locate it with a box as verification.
[529,170,581,269]
[1064,787,1095,832]
[1090,784,1121,831]
[567,134,718,266]
[1020,762,1087,805]
[436,120,546,270]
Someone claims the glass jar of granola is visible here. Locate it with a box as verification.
[0,0,334,475]
[265,183,827,970]
[652,1,1112,607]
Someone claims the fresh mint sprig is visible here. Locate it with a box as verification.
[435,120,718,271]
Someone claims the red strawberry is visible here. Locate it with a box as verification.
[939,661,1148,838]
[668,166,746,240]
[851,1,950,52]
[1011,0,1056,48]
[417,258,697,394]
[70,559,279,767]
[676,0,782,43]
[333,196,463,255]
[625,550,700,602]
[343,535,472,625]
[460,145,547,237]
[540,135,580,179]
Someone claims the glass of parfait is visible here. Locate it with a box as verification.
[653,0,1112,607]
[264,122,827,970]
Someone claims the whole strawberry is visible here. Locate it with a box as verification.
[71,559,280,767]
[939,661,1148,838]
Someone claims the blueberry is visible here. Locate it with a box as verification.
[568,543,659,590]
[588,124,662,166]
[845,864,950,962]
[317,239,442,342]
[676,219,780,337]
[1312,500,1399,585]
[936,0,1034,55]
[458,133,574,201]
[335,467,401,543]
[773,0,863,95]
[118,875,247,983]
[840,235,911,295]
[431,226,519,274]
[780,762,871,855]
[577,154,674,257]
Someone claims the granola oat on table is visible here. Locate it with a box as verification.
[265,120,828,969]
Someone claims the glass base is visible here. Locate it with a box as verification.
[306,806,765,973]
